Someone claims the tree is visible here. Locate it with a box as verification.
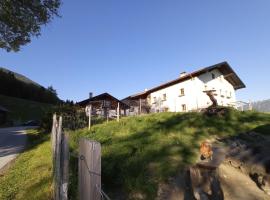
[0,0,61,52]
[47,85,57,96]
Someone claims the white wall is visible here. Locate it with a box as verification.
[148,69,236,112]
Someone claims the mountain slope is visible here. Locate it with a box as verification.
[0,67,60,104]
[0,67,41,87]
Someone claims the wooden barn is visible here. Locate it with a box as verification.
[77,93,129,119]
[0,105,8,125]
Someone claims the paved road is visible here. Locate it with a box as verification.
[0,127,28,172]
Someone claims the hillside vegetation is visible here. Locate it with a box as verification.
[0,67,60,104]
[0,94,53,124]
[69,109,270,199]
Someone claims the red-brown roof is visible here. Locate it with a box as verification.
[124,62,245,100]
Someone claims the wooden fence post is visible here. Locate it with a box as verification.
[79,139,101,200]
[55,116,62,200]
[117,102,120,122]
[52,114,57,165]
[60,133,69,200]
[51,115,69,200]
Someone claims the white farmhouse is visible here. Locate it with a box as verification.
[123,62,245,114]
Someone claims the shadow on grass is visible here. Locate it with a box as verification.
[253,123,270,135]
[28,127,50,144]
[69,110,270,199]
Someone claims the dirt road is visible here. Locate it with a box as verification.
[0,127,28,172]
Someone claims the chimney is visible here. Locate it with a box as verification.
[144,88,148,92]
[180,72,187,77]
[89,92,93,99]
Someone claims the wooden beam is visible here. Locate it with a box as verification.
[224,73,234,78]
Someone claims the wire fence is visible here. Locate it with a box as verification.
[79,154,111,200]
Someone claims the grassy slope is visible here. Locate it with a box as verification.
[0,67,41,86]
[69,110,270,199]
[0,130,52,200]
[0,94,53,123]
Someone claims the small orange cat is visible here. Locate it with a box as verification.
[200,141,213,160]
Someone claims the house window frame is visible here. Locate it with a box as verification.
[153,97,157,104]
[182,104,187,112]
[162,93,167,101]
[179,88,185,97]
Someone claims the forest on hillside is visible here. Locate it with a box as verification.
[0,69,60,104]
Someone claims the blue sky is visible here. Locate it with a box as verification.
[1,1,270,102]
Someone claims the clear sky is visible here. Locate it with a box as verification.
[1,1,269,102]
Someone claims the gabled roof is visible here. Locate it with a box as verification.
[77,93,129,109]
[124,62,246,100]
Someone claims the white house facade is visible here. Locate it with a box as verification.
[123,62,245,114]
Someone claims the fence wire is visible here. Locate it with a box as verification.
[96,184,111,200]
[80,154,111,200]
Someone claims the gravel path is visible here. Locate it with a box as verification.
[0,127,28,173]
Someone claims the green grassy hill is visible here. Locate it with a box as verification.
[69,110,270,199]
[0,94,53,124]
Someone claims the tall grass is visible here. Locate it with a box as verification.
[69,109,270,199]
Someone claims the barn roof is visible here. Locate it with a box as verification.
[77,93,129,109]
[124,62,246,100]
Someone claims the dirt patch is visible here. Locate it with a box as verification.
[219,164,269,200]
[157,131,270,200]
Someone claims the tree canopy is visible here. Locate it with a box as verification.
[0,0,61,52]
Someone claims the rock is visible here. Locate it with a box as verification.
[261,175,270,195]
[228,158,242,168]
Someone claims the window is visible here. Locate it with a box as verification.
[211,73,215,79]
[227,91,232,99]
[153,97,157,104]
[182,104,187,112]
[180,88,185,96]
[162,93,167,101]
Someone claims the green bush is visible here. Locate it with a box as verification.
[40,105,106,131]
